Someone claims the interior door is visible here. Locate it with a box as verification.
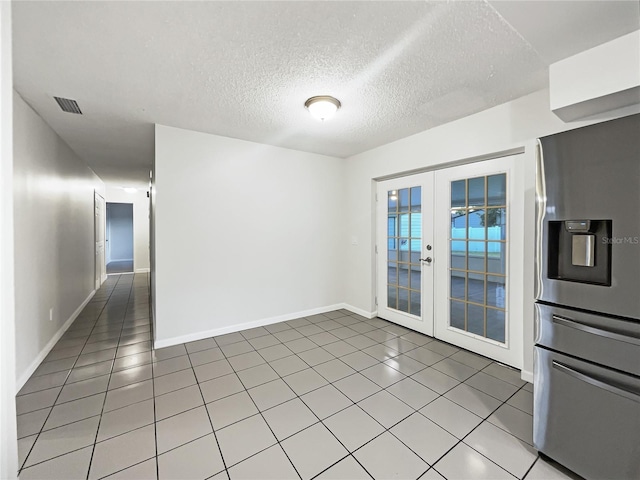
[105,203,111,264]
[95,192,106,288]
[376,172,434,335]
[433,156,523,367]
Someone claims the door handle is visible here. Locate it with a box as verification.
[552,361,640,403]
[420,257,432,263]
[552,315,640,346]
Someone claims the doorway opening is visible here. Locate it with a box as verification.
[106,202,134,274]
[95,192,106,288]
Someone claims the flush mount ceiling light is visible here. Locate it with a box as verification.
[304,95,341,121]
[122,187,137,194]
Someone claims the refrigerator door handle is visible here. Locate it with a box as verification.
[552,361,640,403]
[552,314,640,346]
[534,139,546,300]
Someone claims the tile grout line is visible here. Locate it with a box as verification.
[428,380,535,479]
[246,321,389,479]
[19,291,537,480]
[17,277,121,475]
[190,312,377,476]
[149,298,160,480]
[182,313,498,438]
[129,312,506,440]
[86,274,136,479]
[222,320,414,478]
[521,455,542,480]
[184,342,232,480]
[183,313,381,476]
[17,333,155,415]
[215,314,530,479]
[17,277,155,475]
[208,347,355,478]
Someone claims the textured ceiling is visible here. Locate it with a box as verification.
[12,1,640,186]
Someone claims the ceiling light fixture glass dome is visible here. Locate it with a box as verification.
[305,95,341,121]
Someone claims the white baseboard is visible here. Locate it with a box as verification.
[135,268,150,273]
[521,369,534,384]
[340,303,377,319]
[16,289,96,393]
[154,303,346,349]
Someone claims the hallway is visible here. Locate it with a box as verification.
[15,274,573,479]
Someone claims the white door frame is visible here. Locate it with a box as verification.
[94,192,106,288]
[105,203,111,264]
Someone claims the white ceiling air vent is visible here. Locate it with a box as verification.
[54,96,82,114]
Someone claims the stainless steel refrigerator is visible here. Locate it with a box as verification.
[534,113,640,480]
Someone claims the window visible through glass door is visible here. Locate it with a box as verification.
[376,171,434,336]
[449,174,507,343]
[387,187,422,316]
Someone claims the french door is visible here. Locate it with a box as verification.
[376,156,523,367]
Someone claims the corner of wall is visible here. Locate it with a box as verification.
[341,303,377,319]
[149,126,157,344]
[154,303,346,349]
[1,1,18,476]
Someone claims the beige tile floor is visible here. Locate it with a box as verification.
[15,273,581,480]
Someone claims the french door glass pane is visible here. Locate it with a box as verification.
[451,210,467,238]
[399,214,410,236]
[448,174,507,343]
[467,303,485,336]
[388,285,397,309]
[398,265,409,288]
[398,288,409,312]
[487,174,506,205]
[487,242,506,274]
[451,274,465,300]
[468,177,485,206]
[451,180,466,208]
[399,189,410,211]
[486,275,506,308]
[388,263,398,285]
[487,309,506,342]
[450,300,465,330]
[387,186,421,316]
[467,273,485,304]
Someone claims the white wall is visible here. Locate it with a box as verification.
[105,185,150,272]
[344,88,635,381]
[0,2,18,478]
[153,125,345,346]
[13,91,105,388]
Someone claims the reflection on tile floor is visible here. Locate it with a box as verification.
[16,274,580,480]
